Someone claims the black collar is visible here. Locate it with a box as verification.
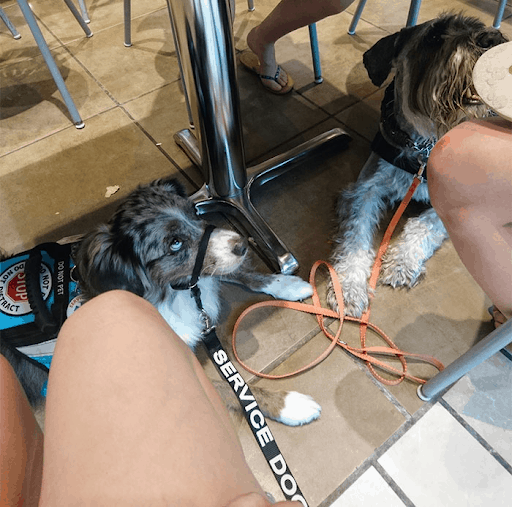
[371,80,435,178]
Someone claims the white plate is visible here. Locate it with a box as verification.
[473,41,512,122]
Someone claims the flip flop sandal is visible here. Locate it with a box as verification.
[239,50,294,95]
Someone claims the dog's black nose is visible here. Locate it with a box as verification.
[476,30,506,49]
[232,240,248,257]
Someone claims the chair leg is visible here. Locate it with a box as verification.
[348,0,367,35]
[493,0,507,29]
[62,0,92,36]
[77,0,90,23]
[124,0,131,46]
[247,0,254,12]
[0,6,21,39]
[406,0,422,27]
[308,24,322,84]
[349,0,421,35]
[16,0,85,128]
[418,318,512,401]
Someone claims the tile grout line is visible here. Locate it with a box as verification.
[372,461,417,507]
[318,399,439,506]
[439,398,512,475]
[19,8,201,191]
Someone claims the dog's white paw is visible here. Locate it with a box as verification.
[276,392,321,426]
[327,281,368,318]
[380,246,426,288]
[263,275,313,301]
[329,250,374,317]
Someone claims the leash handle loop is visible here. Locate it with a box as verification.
[232,176,444,385]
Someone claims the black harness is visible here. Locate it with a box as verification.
[371,81,435,178]
[177,225,309,506]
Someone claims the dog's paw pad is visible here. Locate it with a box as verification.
[264,276,313,301]
[277,392,321,426]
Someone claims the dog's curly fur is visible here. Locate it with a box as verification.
[329,13,507,317]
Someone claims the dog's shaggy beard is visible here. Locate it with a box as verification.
[396,13,507,138]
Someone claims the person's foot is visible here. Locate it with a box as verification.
[245,27,292,93]
[489,305,508,328]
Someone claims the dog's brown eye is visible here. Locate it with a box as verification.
[170,239,183,252]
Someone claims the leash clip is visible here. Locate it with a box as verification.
[200,309,215,336]
[415,159,426,181]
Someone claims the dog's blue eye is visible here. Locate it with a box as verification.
[170,239,183,252]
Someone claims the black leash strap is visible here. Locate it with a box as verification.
[178,225,309,505]
[202,329,309,506]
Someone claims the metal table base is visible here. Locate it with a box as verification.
[167,0,350,274]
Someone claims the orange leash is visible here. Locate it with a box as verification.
[232,169,445,385]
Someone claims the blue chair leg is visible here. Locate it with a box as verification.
[63,0,92,36]
[493,0,507,29]
[77,0,90,24]
[16,0,85,128]
[348,0,367,35]
[349,0,422,35]
[247,0,255,12]
[406,0,422,27]
[0,6,21,39]
[308,23,322,84]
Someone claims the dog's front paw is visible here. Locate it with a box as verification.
[263,275,313,301]
[380,246,426,288]
[328,279,370,318]
[276,392,321,426]
[329,254,373,318]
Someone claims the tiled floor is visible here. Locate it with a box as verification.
[1,0,511,505]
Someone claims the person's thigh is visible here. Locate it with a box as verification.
[39,290,264,507]
[0,355,43,507]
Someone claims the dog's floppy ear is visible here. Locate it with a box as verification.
[363,26,417,86]
[75,224,146,298]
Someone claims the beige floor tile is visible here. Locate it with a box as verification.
[0,2,62,66]
[28,0,165,44]
[379,404,512,507]
[1,46,116,154]
[237,70,331,161]
[0,108,195,253]
[67,9,179,105]
[331,466,406,507]
[122,82,205,189]
[443,353,512,463]
[361,265,494,414]
[335,87,384,142]
[238,332,406,505]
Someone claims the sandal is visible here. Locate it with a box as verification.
[488,305,507,329]
[239,50,294,95]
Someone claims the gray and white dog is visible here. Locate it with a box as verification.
[75,177,320,427]
[330,13,507,317]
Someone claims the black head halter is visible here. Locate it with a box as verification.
[171,224,216,333]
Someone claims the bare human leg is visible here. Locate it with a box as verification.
[245,0,355,92]
[428,118,512,326]
[38,290,299,506]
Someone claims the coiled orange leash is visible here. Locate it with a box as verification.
[232,167,445,385]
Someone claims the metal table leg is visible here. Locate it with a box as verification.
[167,0,351,274]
